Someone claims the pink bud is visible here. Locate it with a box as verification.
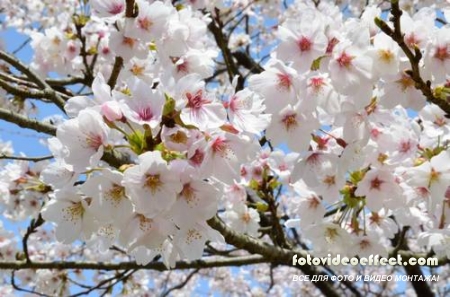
[101,101,123,122]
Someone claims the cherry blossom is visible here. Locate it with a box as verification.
[56,109,111,172]
[123,151,182,218]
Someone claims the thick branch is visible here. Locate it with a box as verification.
[0,50,66,111]
[0,255,266,271]
[391,224,434,297]
[0,78,60,100]
[208,10,244,91]
[107,57,124,89]
[0,107,57,135]
[207,216,341,297]
[0,108,130,168]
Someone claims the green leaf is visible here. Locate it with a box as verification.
[163,94,176,116]
[310,56,324,71]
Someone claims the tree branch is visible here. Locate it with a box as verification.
[0,154,54,162]
[0,255,266,271]
[106,0,135,89]
[375,2,450,116]
[207,216,341,297]
[0,107,57,135]
[160,269,200,297]
[0,50,66,111]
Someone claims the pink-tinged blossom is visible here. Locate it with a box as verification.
[222,182,247,206]
[204,132,257,184]
[64,73,112,117]
[121,79,165,128]
[407,150,450,211]
[248,59,300,113]
[174,74,226,130]
[41,190,98,244]
[90,0,125,19]
[167,161,219,227]
[109,29,148,61]
[225,88,271,135]
[266,104,320,152]
[328,40,373,95]
[223,203,260,237]
[101,101,123,122]
[419,104,450,148]
[81,169,133,227]
[381,70,425,110]
[284,182,326,228]
[267,150,299,183]
[120,213,176,266]
[369,32,400,78]
[366,211,398,239]
[400,12,433,51]
[350,233,388,258]
[355,168,403,212]
[425,28,450,83]
[303,223,354,256]
[124,0,172,42]
[159,7,208,57]
[122,151,182,218]
[174,221,224,261]
[276,19,328,73]
[56,109,110,172]
[161,125,193,152]
[303,73,341,118]
[168,49,217,80]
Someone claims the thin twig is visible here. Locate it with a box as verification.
[160,269,200,297]
[0,154,53,163]
[375,3,450,116]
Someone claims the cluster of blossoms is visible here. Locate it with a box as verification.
[2,0,450,295]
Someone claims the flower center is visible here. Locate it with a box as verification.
[138,18,153,31]
[396,74,414,91]
[429,168,441,185]
[370,177,384,190]
[181,183,196,205]
[186,90,208,110]
[145,174,162,194]
[336,52,354,68]
[86,133,103,150]
[359,239,371,250]
[211,137,232,158]
[138,107,153,121]
[281,113,298,131]
[122,37,135,48]
[277,73,292,90]
[63,202,84,222]
[378,49,393,63]
[298,37,312,52]
[131,64,145,76]
[170,131,188,144]
[241,212,251,223]
[435,46,450,61]
[107,184,125,206]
